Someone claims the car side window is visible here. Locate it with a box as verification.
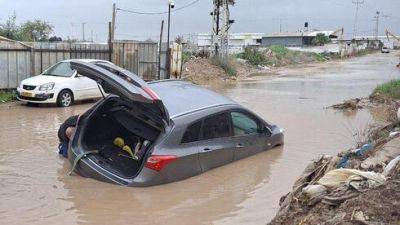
[230,112,260,136]
[201,113,231,140]
[181,120,202,144]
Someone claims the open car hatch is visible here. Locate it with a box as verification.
[69,60,170,124]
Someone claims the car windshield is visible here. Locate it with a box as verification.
[42,62,75,77]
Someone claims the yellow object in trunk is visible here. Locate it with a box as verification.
[122,145,134,158]
[113,137,125,148]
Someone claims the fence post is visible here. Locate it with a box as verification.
[30,47,35,76]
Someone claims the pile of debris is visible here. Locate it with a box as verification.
[269,106,400,225]
[181,57,263,86]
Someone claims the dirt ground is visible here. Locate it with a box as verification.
[270,167,400,225]
[269,96,400,225]
[180,57,263,86]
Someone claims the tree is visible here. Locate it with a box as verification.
[312,33,331,46]
[0,13,20,40]
[49,36,62,42]
[18,20,54,41]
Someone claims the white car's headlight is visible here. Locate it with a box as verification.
[39,82,55,91]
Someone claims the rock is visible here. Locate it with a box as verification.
[353,211,368,224]
[397,107,400,121]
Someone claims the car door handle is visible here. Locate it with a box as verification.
[203,148,212,151]
[236,143,244,148]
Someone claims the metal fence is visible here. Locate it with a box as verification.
[0,40,162,89]
[113,41,159,81]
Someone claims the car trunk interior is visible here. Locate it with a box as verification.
[81,98,163,178]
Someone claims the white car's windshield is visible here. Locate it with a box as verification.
[42,62,76,77]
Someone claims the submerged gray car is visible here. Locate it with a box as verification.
[68,60,284,186]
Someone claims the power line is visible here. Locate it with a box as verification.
[116,0,200,15]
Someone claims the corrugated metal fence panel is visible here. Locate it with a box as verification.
[112,41,158,80]
[1,40,160,89]
[138,42,158,81]
[0,41,110,89]
[0,41,31,89]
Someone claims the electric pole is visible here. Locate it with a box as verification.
[352,0,364,38]
[111,3,117,41]
[82,22,86,41]
[210,0,235,61]
[374,11,380,40]
[279,18,282,33]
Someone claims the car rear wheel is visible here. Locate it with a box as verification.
[57,90,74,107]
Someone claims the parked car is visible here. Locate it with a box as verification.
[17,59,113,107]
[381,47,390,53]
[68,60,284,187]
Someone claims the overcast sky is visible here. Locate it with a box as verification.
[1,0,399,42]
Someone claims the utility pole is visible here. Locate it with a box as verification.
[82,22,86,41]
[111,3,117,41]
[158,20,164,80]
[279,18,282,33]
[166,0,174,79]
[352,0,364,38]
[91,30,94,42]
[374,11,380,40]
[211,0,221,55]
[211,0,235,61]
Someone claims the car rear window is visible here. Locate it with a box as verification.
[201,113,231,140]
[181,121,202,144]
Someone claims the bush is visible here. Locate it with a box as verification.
[268,45,289,57]
[237,47,266,66]
[311,33,331,46]
[210,56,237,77]
[182,51,192,63]
[0,91,17,103]
[372,79,400,100]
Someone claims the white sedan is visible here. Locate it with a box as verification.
[17,59,113,107]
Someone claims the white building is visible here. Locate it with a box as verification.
[188,33,263,54]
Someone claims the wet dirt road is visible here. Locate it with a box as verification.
[1,52,399,225]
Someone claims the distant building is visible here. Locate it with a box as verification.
[354,36,399,49]
[261,30,337,47]
[188,33,263,53]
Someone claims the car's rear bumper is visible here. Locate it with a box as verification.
[68,145,167,187]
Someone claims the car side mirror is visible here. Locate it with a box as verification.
[262,126,272,137]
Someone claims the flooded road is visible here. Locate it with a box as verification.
[1,52,399,225]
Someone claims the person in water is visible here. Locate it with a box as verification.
[57,115,79,158]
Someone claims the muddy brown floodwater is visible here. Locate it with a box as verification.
[0,52,399,225]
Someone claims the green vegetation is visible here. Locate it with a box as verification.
[311,33,331,46]
[0,14,54,41]
[237,47,266,66]
[210,56,237,77]
[312,53,329,62]
[182,52,192,63]
[372,79,400,100]
[237,45,334,67]
[268,45,289,57]
[0,91,17,104]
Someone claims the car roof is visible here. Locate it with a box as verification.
[148,80,238,119]
[61,59,112,64]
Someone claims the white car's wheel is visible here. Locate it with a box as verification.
[57,90,74,107]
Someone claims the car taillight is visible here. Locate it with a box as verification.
[143,87,160,101]
[145,155,177,172]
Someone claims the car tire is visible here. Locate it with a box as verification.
[57,90,74,107]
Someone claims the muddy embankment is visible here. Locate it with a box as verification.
[269,93,400,225]
[180,46,375,86]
